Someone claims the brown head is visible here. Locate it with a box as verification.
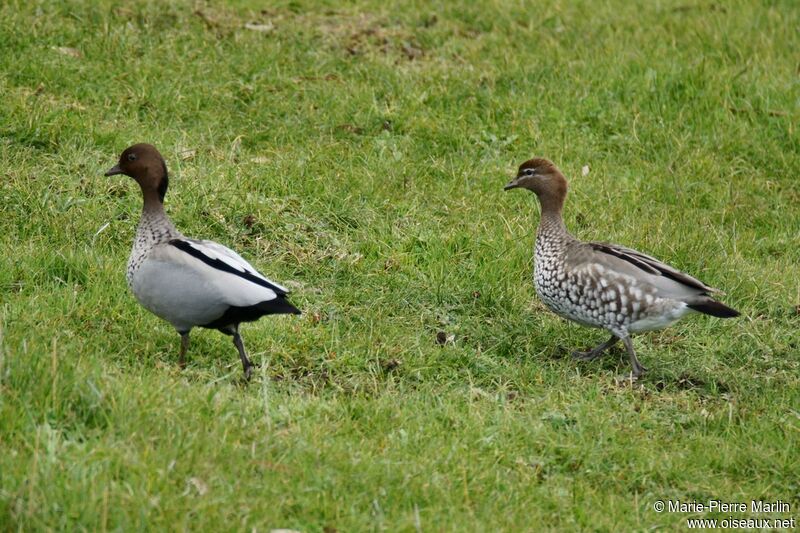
[503,158,568,213]
[105,143,169,204]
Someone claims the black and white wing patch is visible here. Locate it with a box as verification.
[169,238,289,296]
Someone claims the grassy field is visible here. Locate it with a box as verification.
[1,0,799,530]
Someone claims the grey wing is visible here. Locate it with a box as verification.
[588,242,718,293]
[567,241,719,300]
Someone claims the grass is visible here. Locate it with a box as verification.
[1,0,799,529]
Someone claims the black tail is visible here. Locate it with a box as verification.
[202,297,301,330]
[258,297,302,316]
[688,299,740,318]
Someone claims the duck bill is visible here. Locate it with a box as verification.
[503,179,520,191]
[104,164,124,177]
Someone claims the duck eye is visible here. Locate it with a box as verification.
[525,168,535,176]
[127,153,137,161]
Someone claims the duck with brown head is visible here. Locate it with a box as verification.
[105,143,170,206]
[105,143,300,380]
[505,157,739,379]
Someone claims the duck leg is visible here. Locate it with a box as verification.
[231,325,254,380]
[572,334,618,361]
[179,332,190,369]
[621,335,647,378]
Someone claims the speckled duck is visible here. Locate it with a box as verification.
[504,158,739,378]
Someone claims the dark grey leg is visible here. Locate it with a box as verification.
[621,336,647,378]
[179,332,190,369]
[231,325,254,380]
[572,334,619,361]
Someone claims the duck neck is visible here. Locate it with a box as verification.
[142,188,166,215]
[137,188,178,241]
[536,194,569,241]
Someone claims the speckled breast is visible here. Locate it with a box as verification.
[534,236,618,330]
[534,256,599,328]
[126,212,179,287]
[126,243,148,287]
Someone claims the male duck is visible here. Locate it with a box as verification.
[105,143,300,379]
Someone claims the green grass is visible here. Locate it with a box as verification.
[1,0,799,530]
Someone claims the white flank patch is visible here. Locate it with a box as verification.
[629,302,691,333]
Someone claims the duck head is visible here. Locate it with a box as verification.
[504,157,568,213]
[105,143,169,204]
